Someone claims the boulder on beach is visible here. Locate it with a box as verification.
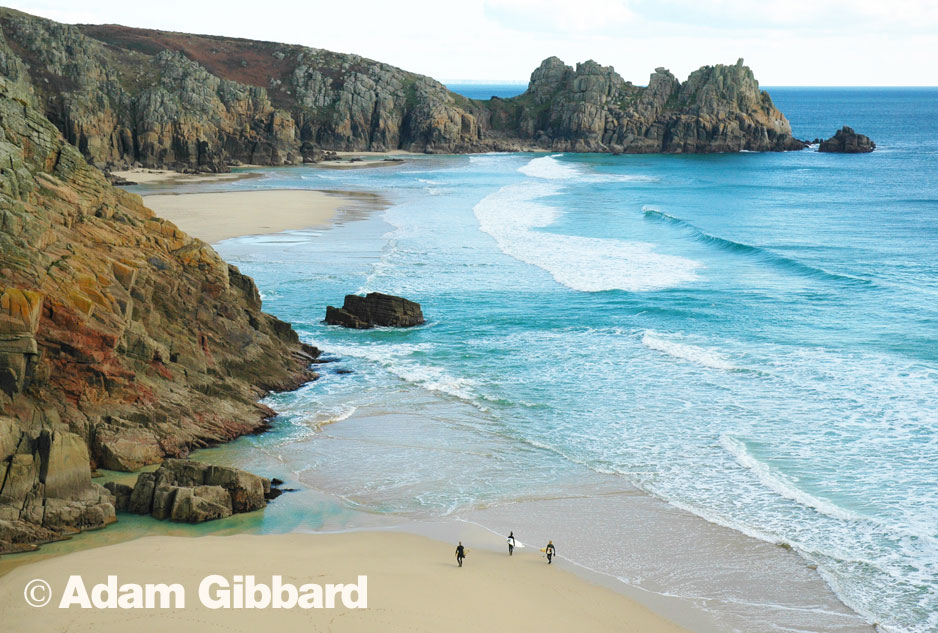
[325,293,425,329]
[105,459,280,524]
[818,126,876,153]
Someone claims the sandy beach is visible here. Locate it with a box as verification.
[111,168,259,185]
[0,531,688,633]
[141,189,383,243]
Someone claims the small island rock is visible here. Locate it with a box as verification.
[325,293,425,329]
[818,126,875,153]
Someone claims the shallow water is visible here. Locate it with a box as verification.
[122,88,938,633]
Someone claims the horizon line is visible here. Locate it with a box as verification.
[441,80,938,88]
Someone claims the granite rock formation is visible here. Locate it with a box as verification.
[818,126,875,153]
[325,293,425,329]
[105,459,273,523]
[482,57,805,153]
[0,8,486,171]
[0,8,817,167]
[0,67,317,551]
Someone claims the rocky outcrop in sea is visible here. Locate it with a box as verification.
[481,57,805,153]
[0,68,317,551]
[818,126,876,153]
[0,8,822,169]
[325,293,425,329]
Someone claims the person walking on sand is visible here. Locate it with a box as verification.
[545,540,556,565]
[455,541,466,567]
[507,531,515,556]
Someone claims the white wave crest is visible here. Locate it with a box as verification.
[721,435,863,523]
[517,154,658,183]
[327,343,479,402]
[473,180,700,292]
[517,154,581,180]
[641,330,736,370]
[304,404,357,430]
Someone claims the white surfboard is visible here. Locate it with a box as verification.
[508,539,524,549]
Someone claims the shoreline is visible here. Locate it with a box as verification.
[1,164,873,633]
[139,188,387,244]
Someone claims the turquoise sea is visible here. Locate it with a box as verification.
[144,88,938,633]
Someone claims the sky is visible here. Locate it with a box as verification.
[5,0,937,86]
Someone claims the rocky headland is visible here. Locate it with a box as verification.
[0,8,830,172]
[0,63,317,551]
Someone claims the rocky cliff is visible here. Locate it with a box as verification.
[481,57,805,153]
[0,8,809,171]
[0,70,317,551]
[0,8,485,171]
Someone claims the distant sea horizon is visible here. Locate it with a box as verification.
[446,82,938,102]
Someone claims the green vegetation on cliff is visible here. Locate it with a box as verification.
[0,8,805,173]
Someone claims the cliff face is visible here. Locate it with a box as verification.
[482,57,804,153]
[0,9,805,171]
[0,8,485,171]
[0,71,318,551]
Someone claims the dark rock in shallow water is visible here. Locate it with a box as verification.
[325,293,425,329]
[110,459,271,523]
[818,126,875,153]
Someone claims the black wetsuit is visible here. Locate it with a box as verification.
[456,544,465,567]
[545,543,555,564]
[507,534,515,556]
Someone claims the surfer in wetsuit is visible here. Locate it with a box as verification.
[455,541,466,567]
[545,540,555,564]
[507,531,515,556]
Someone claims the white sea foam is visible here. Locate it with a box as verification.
[307,404,358,429]
[473,177,700,292]
[721,435,863,523]
[518,154,582,180]
[517,154,658,183]
[641,330,737,371]
[327,342,480,402]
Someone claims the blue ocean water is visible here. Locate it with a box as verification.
[201,88,937,633]
[446,82,527,100]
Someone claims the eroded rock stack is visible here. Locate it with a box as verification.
[105,459,272,523]
[325,293,425,329]
[818,126,876,153]
[483,57,806,153]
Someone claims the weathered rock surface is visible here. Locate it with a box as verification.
[0,421,116,552]
[0,8,485,171]
[0,48,317,550]
[0,9,829,164]
[818,126,875,153]
[483,57,806,153]
[106,459,273,523]
[325,293,425,329]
